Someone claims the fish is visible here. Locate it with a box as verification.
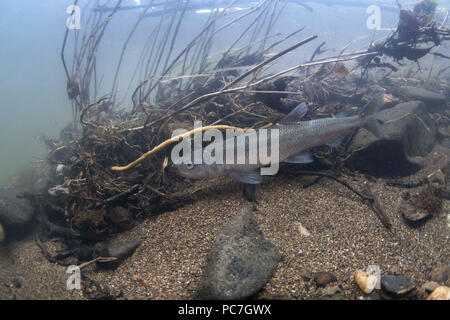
[171,95,385,184]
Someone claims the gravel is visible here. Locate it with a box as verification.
[0,144,448,300]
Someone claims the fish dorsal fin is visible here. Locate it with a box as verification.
[278,102,308,124]
[361,94,384,117]
[335,111,347,118]
[227,169,262,185]
[284,151,314,164]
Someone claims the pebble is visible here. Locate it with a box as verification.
[426,286,450,300]
[0,222,4,242]
[355,270,378,294]
[381,275,415,298]
[296,222,311,237]
[13,278,21,288]
[322,284,343,296]
[428,265,450,286]
[418,281,440,300]
[314,272,337,288]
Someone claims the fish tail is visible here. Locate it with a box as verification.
[361,94,384,138]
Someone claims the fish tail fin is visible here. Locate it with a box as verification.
[361,94,384,138]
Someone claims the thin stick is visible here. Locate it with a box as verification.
[291,170,374,202]
[362,181,392,229]
[223,35,318,90]
[78,256,118,269]
[126,50,375,131]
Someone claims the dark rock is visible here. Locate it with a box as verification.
[428,265,450,286]
[13,278,21,288]
[381,275,415,298]
[400,185,443,226]
[243,184,257,202]
[442,138,450,149]
[399,201,431,223]
[95,239,141,269]
[345,101,437,177]
[0,188,35,235]
[108,207,133,231]
[314,272,337,287]
[255,76,296,114]
[193,206,280,300]
[396,86,447,110]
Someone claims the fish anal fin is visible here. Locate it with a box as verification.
[284,151,314,164]
[326,132,349,149]
[228,169,262,185]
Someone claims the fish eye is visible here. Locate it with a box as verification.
[185,162,194,170]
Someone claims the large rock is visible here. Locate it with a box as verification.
[193,206,280,300]
[0,188,35,235]
[396,86,447,110]
[345,101,437,177]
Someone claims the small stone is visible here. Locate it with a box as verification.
[314,272,337,287]
[0,222,4,242]
[296,222,311,237]
[426,286,450,300]
[418,281,440,299]
[300,270,313,281]
[389,265,402,275]
[13,278,21,288]
[322,284,342,296]
[426,169,446,184]
[428,265,450,286]
[381,275,415,298]
[400,201,430,223]
[355,270,378,294]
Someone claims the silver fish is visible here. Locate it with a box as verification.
[171,95,384,184]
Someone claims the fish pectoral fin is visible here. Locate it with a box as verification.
[228,169,262,185]
[326,132,348,149]
[284,151,314,164]
[278,102,308,124]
